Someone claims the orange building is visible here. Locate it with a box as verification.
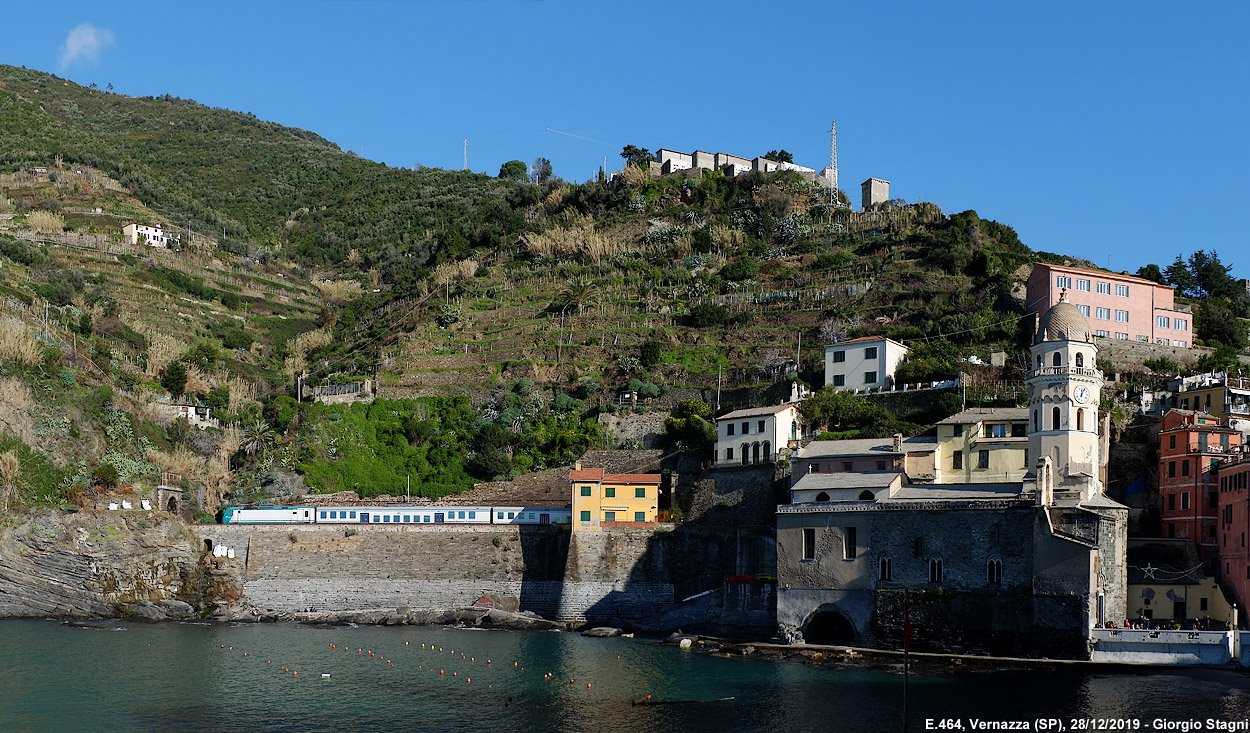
[569,465,662,530]
[1217,453,1250,612]
[1158,409,1242,558]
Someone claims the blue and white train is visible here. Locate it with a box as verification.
[222,504,572,526]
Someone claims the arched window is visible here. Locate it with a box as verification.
[791,421,798,441]
[928,556,943,584]
[1033,409,1039,432]
[1075,353,1084,367]
[762,441,771,462]
[1052,352,1062,367]
[987,557,1003,585]
[879,556,893,581]
[752,442,761,464]
[1052,406,1061,430]
[741,449,750,466]
[1036,354,1042,369]
[815,492,830,502]
[858,490,874,501]
[1076,409,1084,431]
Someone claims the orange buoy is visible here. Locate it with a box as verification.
[570,678,575,684]
[453,672,457,677]
[467,678,471,684]
[587,683,591,689]
[243,653,247,657]
[514,661,518,667]
[293,671,297,677]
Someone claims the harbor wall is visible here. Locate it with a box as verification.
[192,523,775,630]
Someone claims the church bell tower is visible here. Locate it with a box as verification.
[1026,291,1104,493]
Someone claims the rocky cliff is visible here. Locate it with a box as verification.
[0,509,207,620]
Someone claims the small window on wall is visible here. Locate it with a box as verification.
[864,347,878,359]
[978,450,989,469]
[928,557,943,584]
[833,351,846,363]
[1075,353,1084,367]
[581,486,592,496]
[833,375,845,387]
[987,558,1003,585]
[843,527,857,559]
[953,451,963,470]
[879,556,892,581]
[1052,352,1062,367]
[802,528,816,560]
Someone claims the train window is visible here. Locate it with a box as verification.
[468,511,476,519]
[497,512,504,519]
[404,515,411,522]
[320,512,327,519]
[508,512,515,519]
[350,511,356,519]
[459,511,466,519]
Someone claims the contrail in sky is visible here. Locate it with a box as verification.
[546,128,608,145]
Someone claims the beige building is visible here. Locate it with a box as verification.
[934,408,1030,484]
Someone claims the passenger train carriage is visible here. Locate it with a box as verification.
[222,504,571,526]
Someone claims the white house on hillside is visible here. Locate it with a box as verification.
[122,222,179,248]
[715,403,805,466]
[824,336,909,392]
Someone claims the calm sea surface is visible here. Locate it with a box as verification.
[3,619,1250,732]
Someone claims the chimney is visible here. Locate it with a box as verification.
[573,461,582,471]
[892,433,903,452]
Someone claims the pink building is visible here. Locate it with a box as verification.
[1026,263,1191,347]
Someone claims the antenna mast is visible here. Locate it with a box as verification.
[829,120,839,209]
[463,139,468,170]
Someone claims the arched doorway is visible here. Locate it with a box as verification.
[167,496,179,513]
[803,607,856,645]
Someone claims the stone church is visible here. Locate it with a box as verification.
[776,294,1128,658]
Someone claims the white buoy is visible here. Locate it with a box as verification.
[322,673,332,679]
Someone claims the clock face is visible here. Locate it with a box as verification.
[1073,385,1090,404]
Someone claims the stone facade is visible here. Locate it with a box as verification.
[775,296,1129,658]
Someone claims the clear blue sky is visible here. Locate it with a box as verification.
[4,1,1247,277]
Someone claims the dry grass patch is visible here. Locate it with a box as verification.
[315,279,363,304]
[0,318,43,367]
[26,210,65,233]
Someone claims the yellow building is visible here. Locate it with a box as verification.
[934,407,1030,484]
[570,465,661,530]
[1127,539,1234,628]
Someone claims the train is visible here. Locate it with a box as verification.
[221,504,572,526]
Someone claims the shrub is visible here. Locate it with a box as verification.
[719,259,759,282]
[688,303,730,327]
[640,340,663,368]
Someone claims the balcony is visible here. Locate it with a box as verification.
[1027,366,1103,380]
[710,452,779,469]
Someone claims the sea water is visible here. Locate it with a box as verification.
[3,619,1250,732]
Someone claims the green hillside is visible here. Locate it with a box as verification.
[1,64,1245,517]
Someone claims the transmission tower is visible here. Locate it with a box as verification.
[828,120,839,208]
[463,139,468,170]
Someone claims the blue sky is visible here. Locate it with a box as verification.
[4,1,1247,277]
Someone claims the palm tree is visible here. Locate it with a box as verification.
[554,278,599,315]
[241,420,277,457]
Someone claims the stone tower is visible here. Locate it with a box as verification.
[1026,291,1103,495]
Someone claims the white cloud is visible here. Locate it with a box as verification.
[59,23,116,70]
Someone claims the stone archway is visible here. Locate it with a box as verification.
[803,606,857,645]
[167,496,179,513]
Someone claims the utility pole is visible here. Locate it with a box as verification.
[463,139,469,170]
